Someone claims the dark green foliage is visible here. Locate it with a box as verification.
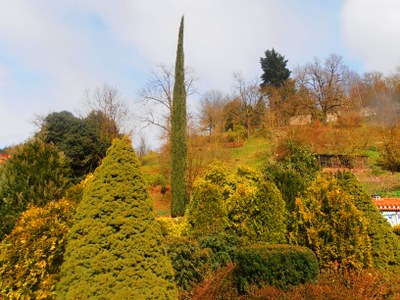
[235,245,319,293]
[264,161,307,215]
[198,232,241,269]
[166,237,211,291]
[57,137,177,299]
[277,140,321,182]
[260,48,291,89]
[170,16,187,217]
[39,111,111,182]
[0,139,71,239]
[336,171,400,270]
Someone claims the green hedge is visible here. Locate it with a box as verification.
[235,244,319,293]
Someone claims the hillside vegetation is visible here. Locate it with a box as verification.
[2,21,400,299]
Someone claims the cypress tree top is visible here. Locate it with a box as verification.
[57,137,177,299]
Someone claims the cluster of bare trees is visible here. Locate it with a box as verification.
[82,53,400,157]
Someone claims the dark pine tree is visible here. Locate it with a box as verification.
[57,137,178,299]
[260,48,291,89]
[170,16,187,217]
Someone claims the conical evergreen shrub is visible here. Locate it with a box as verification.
[57,137,178,299]
[336,171,400,271]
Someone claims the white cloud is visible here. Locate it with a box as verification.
[341,0,400,74]
[1,0,382,148]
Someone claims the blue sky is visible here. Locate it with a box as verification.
[1,0,400,149]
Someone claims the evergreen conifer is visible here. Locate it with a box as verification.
[336,171,400,270]
[57,137,177,299]
[170,16,187,217]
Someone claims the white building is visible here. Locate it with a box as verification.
[372,197,400,227]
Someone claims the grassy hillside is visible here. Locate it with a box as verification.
[140,135,400,216]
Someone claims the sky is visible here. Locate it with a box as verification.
[1,0,400,149]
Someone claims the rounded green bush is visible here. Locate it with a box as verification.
[235,244,319,293]
[187,163,288,244]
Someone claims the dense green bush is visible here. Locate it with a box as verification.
[0,139,71,239]
[57,137,177,299]
[292,176,372,271]
[0,199,75,300]
[38,111,112,182]
[264,161,307,214]
[198,232,241,269]
[336,171,400,270]
[226,175,287,244]
[187,163,287,244]
[186,179,228,237]
[276,139,321,182]
[235,244,319,293]
[166,237,211,291]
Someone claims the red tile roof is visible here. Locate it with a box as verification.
[372,198,400,211]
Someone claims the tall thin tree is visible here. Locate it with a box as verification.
[170,16,187,217]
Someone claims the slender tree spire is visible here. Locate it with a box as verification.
[170,16,187,217]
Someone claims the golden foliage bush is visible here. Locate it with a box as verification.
[0,199,75,300]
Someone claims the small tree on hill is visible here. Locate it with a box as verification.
[170,16,187,217]
[260,48,291,89]
[57,137,177,299]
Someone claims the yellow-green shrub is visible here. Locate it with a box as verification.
[187,163,287,244]
[57,137,178,299]
[0,199,75,300]
[157,217,186,238]
[292,176,372,271]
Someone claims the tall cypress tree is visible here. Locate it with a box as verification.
[57,137,178,299]
[170,16,187,217]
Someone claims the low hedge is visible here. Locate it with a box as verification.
[235,244,319,293]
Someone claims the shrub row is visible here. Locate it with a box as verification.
[166,234,319,295]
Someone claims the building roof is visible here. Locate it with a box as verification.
[372,198,400,212]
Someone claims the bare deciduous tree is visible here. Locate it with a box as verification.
[199,90,228,139]
[233,73,266,138]
[84,82,130,137]
[295,54,350,124]
[138,64,196,140]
